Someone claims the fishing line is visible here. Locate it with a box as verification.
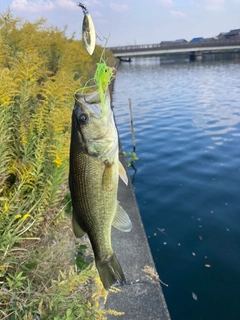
[95,25,109,43]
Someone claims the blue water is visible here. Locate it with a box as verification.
[112,58,240,320]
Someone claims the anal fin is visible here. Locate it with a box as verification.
[112,202,132,232]
[72,214,85,238]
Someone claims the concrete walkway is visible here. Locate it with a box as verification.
[105,152,171,320]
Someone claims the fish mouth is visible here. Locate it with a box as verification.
[74,91,104,118]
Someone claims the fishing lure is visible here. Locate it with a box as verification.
[75,50,117,116]
[94,58,117,115]
[77,2,96,55]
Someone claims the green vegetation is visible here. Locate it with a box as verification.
[122,151,138,167]
[0,9,122,319]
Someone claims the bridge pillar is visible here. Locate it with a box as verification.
[189,51,202,62]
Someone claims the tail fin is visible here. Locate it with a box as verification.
[96,253,126,290]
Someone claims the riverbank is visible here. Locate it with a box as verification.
[105,149,171,320]
[104,61,171,319]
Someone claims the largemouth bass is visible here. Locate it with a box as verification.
[69,90,132,289]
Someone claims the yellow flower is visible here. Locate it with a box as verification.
[22,213,31,221]
[3,202,8,212]
[96,277,102,285]
[68,282,74,292]
[14,214,22,219]
[53,154,62,168]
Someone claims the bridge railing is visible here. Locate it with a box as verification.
[108,39,240,53]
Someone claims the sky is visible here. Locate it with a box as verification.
[1,0,240,47]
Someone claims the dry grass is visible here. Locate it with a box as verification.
[0,215,126,319]
[142,265,169,287]
[0,216,104,319]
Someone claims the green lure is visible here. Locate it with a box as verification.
[94,59,116,116]
[75,51,116,116]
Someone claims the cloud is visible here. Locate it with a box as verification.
[10,0,77,13]
[109,3,129,12]
[11,0,54,12]
[203,0,225,11]
[84,0,103,8]
[170,10,187,18]
[190,1,200,6]
[191,0,225,11]
[92,11,103,18]
[155,0,174,7]
[88,11,108,24]
[56,0,76,9]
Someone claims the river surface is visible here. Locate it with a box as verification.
[112,58,240,320]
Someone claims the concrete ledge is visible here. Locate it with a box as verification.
[105,152,171,320]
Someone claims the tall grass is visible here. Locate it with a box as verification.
[0,9,120,319]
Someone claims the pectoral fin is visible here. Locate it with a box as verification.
[118,161,128,185]
[112,203,132,232]
[72,214,85,238]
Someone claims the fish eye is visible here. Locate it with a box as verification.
[78,113,88,125]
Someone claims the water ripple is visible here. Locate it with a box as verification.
[113,60,240,320]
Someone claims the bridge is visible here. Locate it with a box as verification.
[107,39,240,61]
